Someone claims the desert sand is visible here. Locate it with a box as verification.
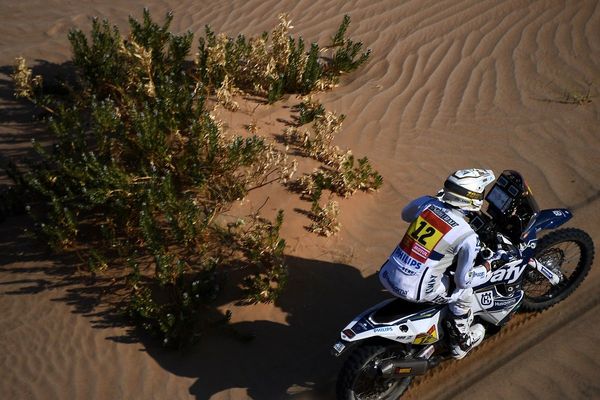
[1,0,599,399]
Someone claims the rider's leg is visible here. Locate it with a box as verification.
[446,288,485,359]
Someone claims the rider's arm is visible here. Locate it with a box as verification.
[402,196,435,222]
[454,233,480,289]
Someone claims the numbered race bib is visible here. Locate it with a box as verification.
[395,207,455,268]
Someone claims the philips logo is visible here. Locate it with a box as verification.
[473,270,486,278]
[374,327,394,333]
[392,247,423,269]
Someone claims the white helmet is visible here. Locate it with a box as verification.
[441,169,495,212]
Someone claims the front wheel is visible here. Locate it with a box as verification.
[521,228,594,311]
[336,345,413,400]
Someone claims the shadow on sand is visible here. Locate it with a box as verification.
[0,215,394,399]
[0,59,396,399]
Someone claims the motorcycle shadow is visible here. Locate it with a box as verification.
[142,255,390,400]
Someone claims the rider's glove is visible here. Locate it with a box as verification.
[487,249,512,270]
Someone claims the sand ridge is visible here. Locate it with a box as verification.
[1,0,599,399]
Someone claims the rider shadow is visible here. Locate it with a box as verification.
[142,255,392,400]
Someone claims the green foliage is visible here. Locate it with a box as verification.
[300,43,323,93]
[10,9,378,345]
[326,15,371,78]
[296,154,383,203]
[11,10,293,347]
[196,14,370,103]
[285,103,383,209]
[296,97,326,125]
[126,260,229,349]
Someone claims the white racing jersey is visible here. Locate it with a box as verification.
[380,197,479,303]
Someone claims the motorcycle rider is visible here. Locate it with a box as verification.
[379,169,496,359]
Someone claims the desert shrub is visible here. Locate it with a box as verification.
[296,153,383,203]
[196,13,370,102]
[309,199,341,237]
[327,15,372,77]
[283,108,346,165]
[10,10,295,347]
[284,104,383,210]
[296,97,326,125]
[233,210,287,304]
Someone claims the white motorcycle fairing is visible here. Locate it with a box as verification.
[333,255,561,358]
[332,298,446,357]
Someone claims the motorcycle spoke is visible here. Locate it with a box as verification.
[524,240,583,301]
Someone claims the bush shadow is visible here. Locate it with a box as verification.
[0,216,134,334]
[0,58,397,399]
[0,214,394,399]
[143,254,390,400]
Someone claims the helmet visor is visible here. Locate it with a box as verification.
[443,180,485,201]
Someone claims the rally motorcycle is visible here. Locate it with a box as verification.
[332,170,594,400]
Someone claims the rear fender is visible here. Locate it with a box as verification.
[332,336,398,357]
[337,303,445,346]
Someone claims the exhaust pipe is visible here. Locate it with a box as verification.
[379,359,430,377]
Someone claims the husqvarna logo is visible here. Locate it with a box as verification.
[480,291,493,306]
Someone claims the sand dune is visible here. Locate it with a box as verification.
[1,0,599,399]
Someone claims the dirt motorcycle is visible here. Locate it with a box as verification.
[332,170,594,400]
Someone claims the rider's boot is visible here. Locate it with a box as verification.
[445,311,485,359]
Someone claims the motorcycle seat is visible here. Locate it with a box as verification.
[370,298,443,324]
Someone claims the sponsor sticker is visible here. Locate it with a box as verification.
[539,265,555,280]
[418,345,435,359]
[473,270,486,279]
[490,264,528,284]
[429,205,459,227]
[479,291,493,307]
[392,247,423,270]
[413,325,438,345]
[493,298,519,308]
[374,326,394,333]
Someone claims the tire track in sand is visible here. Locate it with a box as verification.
[405,276,600,400]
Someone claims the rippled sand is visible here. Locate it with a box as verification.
[1,1,599,399]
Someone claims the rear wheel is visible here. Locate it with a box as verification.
[336,345,413,400]
[521,228,594,311]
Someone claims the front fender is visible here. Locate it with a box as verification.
[523,208,572,239]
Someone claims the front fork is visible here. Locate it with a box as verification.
[527,258,562,285]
